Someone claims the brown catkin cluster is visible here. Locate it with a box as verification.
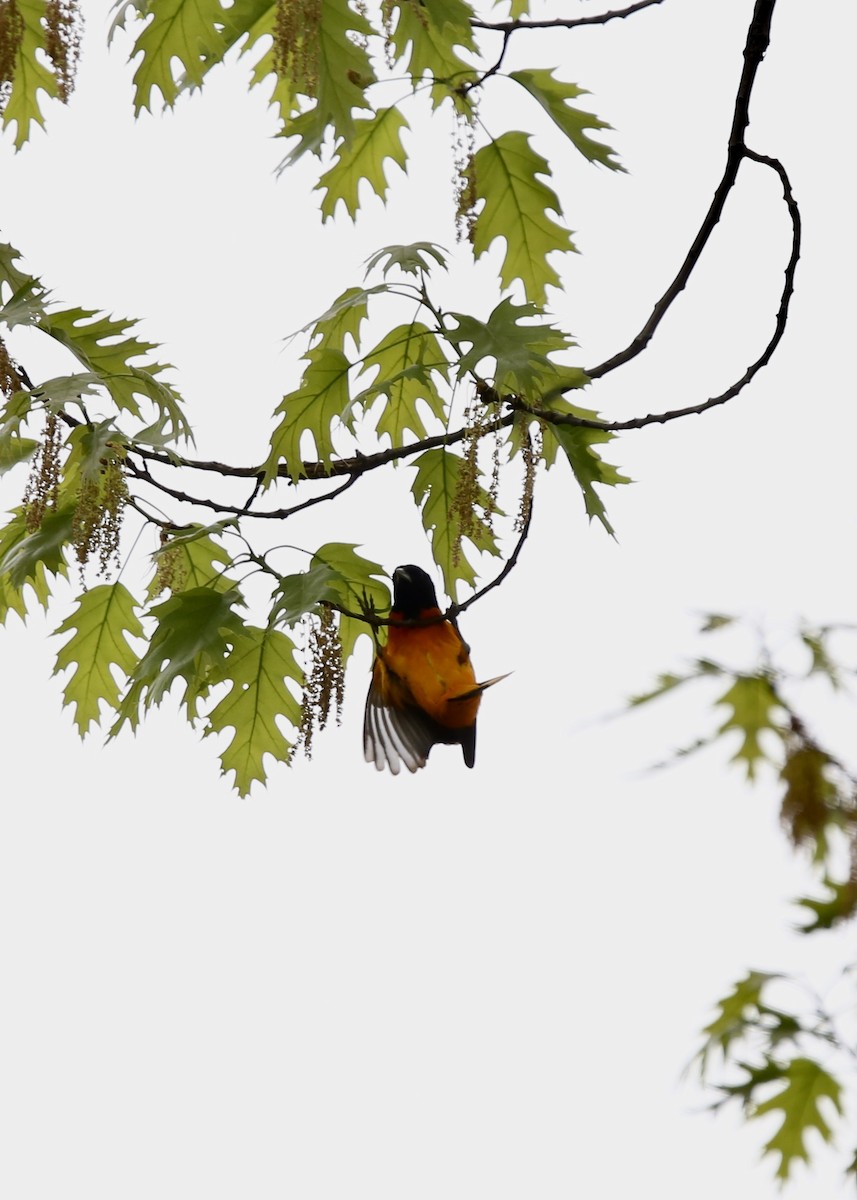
[449,408,481,568]
[71,456,128,579]
[450,394,502,566]
[515,425,541,532]
[351,0,369,50]
[0,335,23,396]
[452,107,478,243]
[298,606,345,758]
[22,412,63,532]
[274,0,322,92]
[380,0,396,67]
[44,0,82,102]
[0,0,24,114]
[151,533,188,597]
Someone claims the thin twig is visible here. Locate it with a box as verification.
[125,454,362,518]
[471,0,664,34]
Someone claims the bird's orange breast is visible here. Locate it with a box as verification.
[379,612,480,730]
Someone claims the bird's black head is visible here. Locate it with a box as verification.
[392,564,440,618]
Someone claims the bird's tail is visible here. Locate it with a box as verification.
[448,672,512,703]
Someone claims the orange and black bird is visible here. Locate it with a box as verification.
[363,564,507,774]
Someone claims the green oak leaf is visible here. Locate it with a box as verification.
[0,241,40,298]
[716,674,785,779]
[0,251,51,326]
[509,69,623,170]
[364,242,447,279]
[19,374,102,413]
[112,585,245,731]
[39,307,190,442]
[449,298,572,396]
[699,612,737,633]
[628,658,726,707]
[62,419,126,487]
[318,107,409,220]
[779,743,838,854]
[796,876,857,933]
[264,346,356,481]
[698,970,778,1073]
[270,561,338,627]
[715,1057,789,1113]
[411,448,501,600]
[0,506,69,623]
[112,0,228,113]
[297,285,388,353]
[357,322,449,444]
[277,0,377,164]
[139,0,304,123]
[2,247,186,442]
[0,387,33,440]
[753,1057,843,1181]
[206,624,303,795]
[0,434,37,476]
[799,625,845,689]
[1,0,63,149]
[0,276,49,327]
[539,400,629,536]
[386,0,476,100]
[308,542,390,663]
[149,522,239,598]
[472,132,576,304]
[53,582,144,736]
[0,505,74,589]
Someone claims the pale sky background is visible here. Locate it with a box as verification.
[1,1,855,1196]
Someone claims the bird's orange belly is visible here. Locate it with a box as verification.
[383,624,480,729]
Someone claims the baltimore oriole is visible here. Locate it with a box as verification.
[363,564,507,774]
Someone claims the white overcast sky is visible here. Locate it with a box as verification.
[1,1,855,1197]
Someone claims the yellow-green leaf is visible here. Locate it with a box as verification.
[716,674,784,779]
[148,522,239,598]
[0,434,37,475]
[386,0,476,100]
[449,298,572,397]
[358,322,449,444]
[116,0,228,113]
[2,0,62,149]
[411,448,501,600]
[318,107,409,220]
[753,1058,843,1181]
[472,132,576,304]
[509,69,623,170]
[206,625,303,795]
[112,586,245,732]
[309,542,389,663]
[278,0,377,162]
[53,582,144,736]
[39,307,189,442]
[698,970,777,1073]
[0,506,67,623]
[539,400,629,536]
[265,346,356,481]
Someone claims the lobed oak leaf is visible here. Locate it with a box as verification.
[53,582,144,736]
[509,69,623,171]
[471,132,576,304]
[206,624,303,795]
[318,107,409,221]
